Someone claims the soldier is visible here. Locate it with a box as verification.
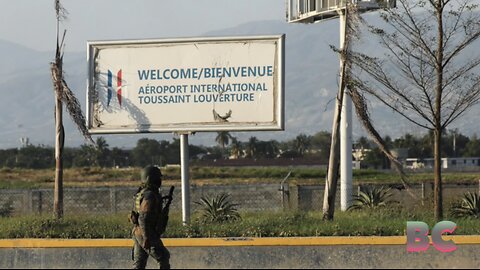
[130,166,173,269]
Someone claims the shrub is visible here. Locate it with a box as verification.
[195,193,241,223]
[348,186,395,211]
[0,201,13,217]
[450,192,480,219]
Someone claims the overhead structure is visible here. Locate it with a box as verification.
[287,0,396,23]
[286,0,396,212]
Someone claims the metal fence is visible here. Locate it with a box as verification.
[1,182,479,217]
[0,184,285,217]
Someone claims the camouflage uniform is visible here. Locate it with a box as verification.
[132,166,170,269]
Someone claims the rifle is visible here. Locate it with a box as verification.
[163,186,175,212]
[157,186,174,234]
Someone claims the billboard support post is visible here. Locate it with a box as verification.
[339,10,353,212]
[180,133,190,225]
[287,0,396,216]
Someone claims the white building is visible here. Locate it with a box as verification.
[405,157,480,170]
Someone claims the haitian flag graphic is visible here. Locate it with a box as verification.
[107,69,122,107]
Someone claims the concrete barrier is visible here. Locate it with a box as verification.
[1,236,480,268]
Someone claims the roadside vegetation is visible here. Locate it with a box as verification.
[1,204,480,238]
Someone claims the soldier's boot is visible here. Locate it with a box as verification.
[150,243,170,269]
[133,238,149,269]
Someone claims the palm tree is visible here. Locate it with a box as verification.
[215,131,232,151]
[51,0,93,219]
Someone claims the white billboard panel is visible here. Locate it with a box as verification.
[87,35,284,134]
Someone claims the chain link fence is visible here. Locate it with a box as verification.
[1,182,480,217]
[0,184,287,217]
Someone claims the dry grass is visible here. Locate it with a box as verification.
[1,167,479,189]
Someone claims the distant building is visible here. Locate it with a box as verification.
[405,157,480,169]
[404,158,425,169]
[352,148,371,161]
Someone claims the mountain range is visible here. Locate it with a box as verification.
[0,15,479,149]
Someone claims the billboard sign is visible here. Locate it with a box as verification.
[87,35,284,134]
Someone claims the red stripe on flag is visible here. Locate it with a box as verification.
[117,69,122,107]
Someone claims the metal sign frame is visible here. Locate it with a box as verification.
[86,35,285,134]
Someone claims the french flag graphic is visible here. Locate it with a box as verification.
[107,69,122,107]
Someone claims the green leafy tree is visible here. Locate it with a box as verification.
[132,138,162,167]
[254,140,280,158]
[355,136,372,149]
[443,129,469,157]
[110,147,131,167]
[246,137,258,158]
[230,138,243,159]
[94,137,110,167]
[294,134,312,156]
[362,147,389,169]
[165,138,181,164]
[464,134,480,157]
[311,131,331,161]
[264,140,280,158]
[73,144,97,167]
[189,144,208,160]
[16,145,54,169]
[0,149,17,168]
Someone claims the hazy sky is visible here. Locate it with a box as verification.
[0,0,285,52]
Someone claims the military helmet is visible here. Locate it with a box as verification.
[141,165,162,188]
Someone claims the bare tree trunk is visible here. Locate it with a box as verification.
[433,128,443,221]
[54,98,64,219]
[433,0,444,222]
[322,95,342,220]
[323,9,348,221]
[53,58,64,220]
[53,0,64,220]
